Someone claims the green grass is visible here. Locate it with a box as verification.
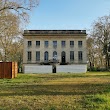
[0,72,110,110]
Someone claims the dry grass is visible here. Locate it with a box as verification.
[0,72,110,110]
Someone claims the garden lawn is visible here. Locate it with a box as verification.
[0,72,110,110]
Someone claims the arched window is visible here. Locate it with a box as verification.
[53,51,57,60]
[44,51,48,61]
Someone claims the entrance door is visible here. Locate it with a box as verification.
[61,51,66,63]
[52,65,56,73]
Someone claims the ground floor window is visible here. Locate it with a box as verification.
[78,51,83,61]
[53,51,57,61]
[27,51,32,61]
[70,51,74,61]
[44,51,49,61]
[36,51,40,61]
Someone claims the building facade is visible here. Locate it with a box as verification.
[23,30,87,73]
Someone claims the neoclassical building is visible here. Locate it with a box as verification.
[23,30,87,73]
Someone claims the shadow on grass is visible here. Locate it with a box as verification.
[23,74,110,81]
[0,83,110,96]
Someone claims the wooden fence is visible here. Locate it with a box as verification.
[0,62,18,79]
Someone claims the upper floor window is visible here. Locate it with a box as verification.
[78,41,82,47]
[36,41,40,46]
[61,41,66,47]
[28,41,32,47]
[70,51,74,61]
[27,51,32,61]
[70,41,74,47]
[36,51,40,61]
[53,41,57,48]
[78,51,83,61]
[44,41,49,47]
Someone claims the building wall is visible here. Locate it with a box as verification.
[23,35,87,64]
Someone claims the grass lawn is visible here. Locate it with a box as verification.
[0,72,110,110]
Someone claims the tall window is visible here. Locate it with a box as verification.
[28,41,32,47]
[70,41,74,47]
[44,51,48,61]
[44,41,49,47]
[53,51,57,60]
[78,41,82,47]
[61,41,66,47]
[70,51,74,61]
[36,41,40,46]
[53,41,57,48]
[36,51,40,61]
[27,51,31,61]
[78,51,83,61]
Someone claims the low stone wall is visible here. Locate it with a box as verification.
[24,65,52,73]
[23,64,87,73]
[57,64,87,73]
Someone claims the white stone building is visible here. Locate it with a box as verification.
[23,30,87,73]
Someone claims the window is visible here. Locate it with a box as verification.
[53,51,57,61]
[44,51,48,61]
[28,41,32,47]
[61,41,66,47]
[44,41,49,47]
[70,41,74,47]
[78,51,83,61]
[27,51,31,61]
[36,51,40,61]
[36,41,40,46]
[78,41,82,47]
[70,51,74,61]
[53,41,57,48]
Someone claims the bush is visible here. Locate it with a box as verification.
[88,67,108,72]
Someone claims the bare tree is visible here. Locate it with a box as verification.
[0,0,39,62]
[7,39,23,63]
[91,15,110,70]
[0,0,39,25]
[86,37,95,70]
[0,0,39,12]
[0,11,20,61]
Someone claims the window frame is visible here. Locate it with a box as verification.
[36,41,40,47]
[44,51,49,61]
[53,41,57,48]
[78,41,82,47]
[36,51,40,61]
[27,41,32,47]
[27,51,32,61]
[70,41,74,47]
[78,51,83,61]
[53,51,57,61]
[44,41,49,47]
[61,41,66,47]
[70,51,74,61]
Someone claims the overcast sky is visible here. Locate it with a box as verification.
[26,0,110,30]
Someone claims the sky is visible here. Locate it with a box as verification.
[26,0,110,30]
